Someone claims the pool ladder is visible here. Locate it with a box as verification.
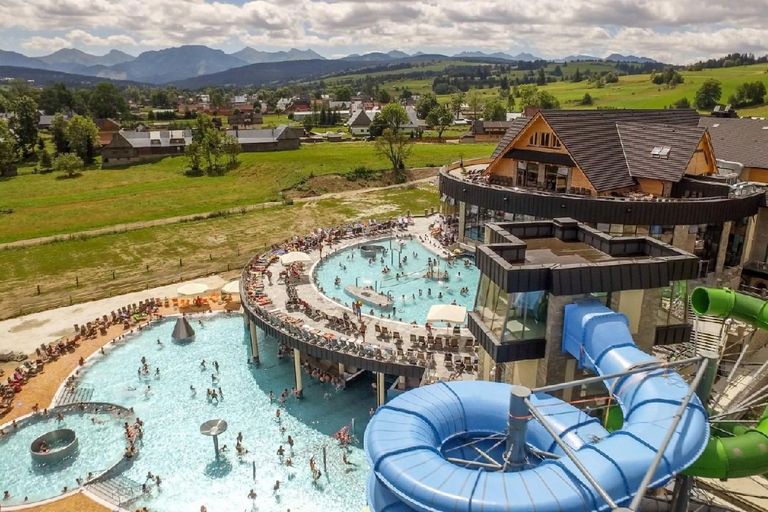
[87,474,143,506]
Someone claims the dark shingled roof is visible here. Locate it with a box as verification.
[699,117,768,170]
[616,122,706,182]
[541,109,702,191]
[491,117,531,159]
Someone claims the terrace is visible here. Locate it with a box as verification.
[240,216,481,390]
[441,160,765,227]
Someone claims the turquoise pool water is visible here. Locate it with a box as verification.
[315,238,480,324]
[76,315,373,512]
[0,410,126,505]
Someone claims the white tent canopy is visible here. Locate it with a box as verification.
[280,252,311,265]
[426,304,467,324]
[222,280,240,294]
[177,282,209,295]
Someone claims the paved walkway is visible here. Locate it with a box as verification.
[0,275,231,355]
[243,216,479,382]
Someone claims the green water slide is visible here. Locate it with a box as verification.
[681,287,768,478]
[604,287,768,479]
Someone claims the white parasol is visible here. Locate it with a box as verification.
[177,282,209,295]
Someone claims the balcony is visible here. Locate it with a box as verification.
[440,160,764,227]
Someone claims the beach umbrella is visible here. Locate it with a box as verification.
[177,282,209,295]
[426,304,467,325]
[222,280,240,294]
[280,252,312,265]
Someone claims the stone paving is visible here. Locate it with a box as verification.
[244,215,479,383]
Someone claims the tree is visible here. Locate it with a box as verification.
[506,93,516,112]
[728,81,767,107]
[580,93,593,106]
[400,89,413,101]
[672,97,691,109]
[537,91,561,109]
[694,79,722,110]
[39,82,73,115]
[465,89,484,120]
[38,149,53,171]
[483,99,507,121]
[552,65,563,77]
[379,103,409,132]
[369,113,388,137]
[375,128,412,177]
[10,96,39,157]
[150,89,173,108]
[572,68,583,82]
[500,76,510,91]
[66,115,100,164]
[53,153,83,178]
[426,104,454,141]
[302,114,316,133]
[0,119,17,172]
[536,68,547,86]
[221,134,241,166]
[450,91,465,119]
[186,141,202,172]
[89,83,127,119]
[376,89,391,104]
[415,93,439,120]
[200,129,223,174]
[334,86,352,102]
[518,85,539,109]
[603,72,619,84]
[193,114,216,144]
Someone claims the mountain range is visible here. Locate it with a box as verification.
[0,46,659,85]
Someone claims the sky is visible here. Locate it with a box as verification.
[1,0,768,63]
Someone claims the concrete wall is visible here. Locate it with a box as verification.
[672,225,697,254]
[536,294,576,391]
[747,208,768,264]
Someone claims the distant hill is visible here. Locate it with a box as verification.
[605,53,657,63]
[39,48,135,68]
[172,59,372,88]
[231,47,325,64]
[387,50,410,59]
[342,52,400,62]
[107,45,248,83]
[0,49,49,70]
[0,65,145,87]
[453,51,542,62]
[561,54,601,62]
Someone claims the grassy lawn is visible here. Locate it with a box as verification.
[0,183,440,318]
[0,142,494,244]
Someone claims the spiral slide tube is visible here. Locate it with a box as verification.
[677,286,768,479]
[364,301,709,512]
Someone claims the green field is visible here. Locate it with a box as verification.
[323,61,768,116]
[0,142,494,244]
[0,183,441,318]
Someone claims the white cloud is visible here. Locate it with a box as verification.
[67,29,136,47]
[7,0,768,62]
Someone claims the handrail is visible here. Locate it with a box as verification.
[440,164,764,204]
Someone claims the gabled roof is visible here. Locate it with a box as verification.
[118,129,192,148]
[346,109,372,127]
[225,125,287,144]
[94,118,121,130]
[541,109,701,191]
[490,116,532,159]
[699,117,768,170]
[616,122,706,182]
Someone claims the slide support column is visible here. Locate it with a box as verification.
[505,386,531,470]
[671,351,719,512]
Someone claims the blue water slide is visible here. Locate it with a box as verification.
[364,301,710,512]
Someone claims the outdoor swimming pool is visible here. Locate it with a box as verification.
[1,315,373,511]
[315,238,480,324]
[0,409,126,505]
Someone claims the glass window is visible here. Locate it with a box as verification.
[503,291,548,341]
[529,133,538,146]
[659,281,688,325]
[544,165,559,191]
[541,132,550,147]
[526,162,539,187]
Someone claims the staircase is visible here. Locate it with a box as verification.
[57,385,94,405]
[87,475,144,506]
